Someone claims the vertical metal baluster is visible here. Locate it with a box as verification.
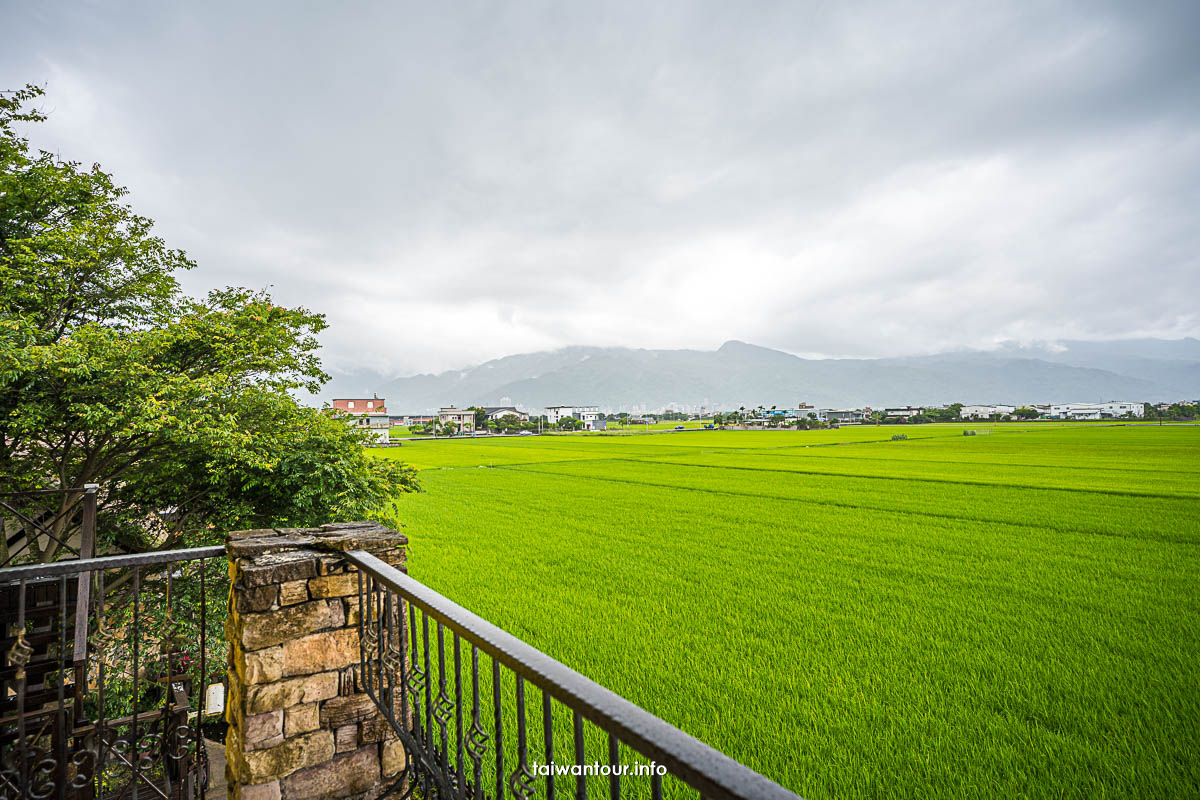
[366,574,376,701]
[357,571,368,706]
[607,735,619,800]
[454,634,464,798]
[469,646,483,800]
[382,588,393,719]
[57,575,68,800]
[409,602,426,795]
[515,676,529,797]
[493,660,503,800]
[435,623,450,776]
[131,566,140,800]
[15,578,28,798]
[199,559,208,800]
[408,604,422,762]
[543,691,555,800]
[398,598,409,747]
[377,582,387,718]
[423,614,433,765]
[96,570,107,800]
[162,567,173,798]
[573,712,587,800]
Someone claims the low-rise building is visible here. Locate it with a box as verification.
[822,408,866,423]
[545,405,602,429]
[332,394,390,444]
[332,395,387,414]
[883,406,926,420]
[482,406,529,422]
[391,415,435,426]
[960,404,1016,419]
[1049,401,1144,419]
[438,406,476,432]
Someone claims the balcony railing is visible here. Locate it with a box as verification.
[345,549,802,800]
[1,546,226,800]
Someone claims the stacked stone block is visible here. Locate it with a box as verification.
[225,523,409,800]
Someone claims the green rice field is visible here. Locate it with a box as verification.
[372,424,1200,800]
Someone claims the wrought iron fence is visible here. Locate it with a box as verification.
[345,549,803,800]
[1,546,226,800]
[0,485,98,569]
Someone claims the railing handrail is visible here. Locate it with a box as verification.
[0,545,225,581]
[343,548,803,800]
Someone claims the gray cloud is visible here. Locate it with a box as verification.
[4,0,1198,374]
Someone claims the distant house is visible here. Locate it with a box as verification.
[545,405,602,430]
[821,409,865,423]
[792,403,820,418]
[482,406,529,422]
[333,395,387,414]
[960,404,1016,419]
[332,394,390,444]
[883,406,925,421]
[391,415,434,426]
[1049,402,1143,420]
[438,406,476,432]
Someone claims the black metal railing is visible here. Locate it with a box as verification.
[0,485,98,569]
[346,549,802,800]
[1,546,226,800]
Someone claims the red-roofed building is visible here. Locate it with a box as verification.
[332,394,389,444]
[332,394,387,414]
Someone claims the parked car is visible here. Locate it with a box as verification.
[519,431,534,436]
[674,425,685,430]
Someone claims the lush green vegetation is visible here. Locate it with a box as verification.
[1,84,418,562]
[374,424,1200,800]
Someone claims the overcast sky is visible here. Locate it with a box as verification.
[4,1,1199,376]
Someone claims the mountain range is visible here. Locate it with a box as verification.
[316,338,1200,413]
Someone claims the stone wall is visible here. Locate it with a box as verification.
[224,523,409,800]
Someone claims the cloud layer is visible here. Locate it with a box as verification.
[5,0,1199,374]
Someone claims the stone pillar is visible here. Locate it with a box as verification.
[224,523,410,800]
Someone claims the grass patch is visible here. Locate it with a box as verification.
[372,424,1200,799]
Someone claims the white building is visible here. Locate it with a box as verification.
[960,404,1017,419]
[332,395,390,444]
[821,408,865,423]
[545,405,602,429]
[883,406,926,420]
[438,406,476,432]
[1099,401,1144,418]
[1049,402,1144,420]
[482,406,529,422]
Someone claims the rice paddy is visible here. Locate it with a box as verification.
[372,424,1200,799]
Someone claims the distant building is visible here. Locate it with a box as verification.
[332,394,387,414]
[883,406,925,420]
[960,404,1016,419]
[391,415,434,426]
[822,409,866,423]
[438,406,476,432]
[332,394,390,444]
[482,406,529,422]
[1049,401,1143,419]
[545,405,602,429]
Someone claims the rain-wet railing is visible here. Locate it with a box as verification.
[345,549,803,800]
[0,546,226,800]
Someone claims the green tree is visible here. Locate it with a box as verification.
[0,85,418,562]
[496,413,522,434]
[1014,406,1040,419]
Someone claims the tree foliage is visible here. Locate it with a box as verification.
[1,85,417,562]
